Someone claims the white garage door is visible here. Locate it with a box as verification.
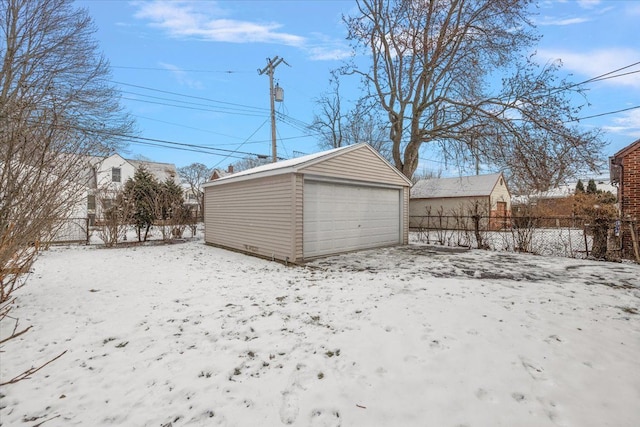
[303,180,401,258]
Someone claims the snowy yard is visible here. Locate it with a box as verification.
[1,236,639,426]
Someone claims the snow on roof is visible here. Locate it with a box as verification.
[204,143,409,187]
[411,173,503,199]
[128,159,177,181]
[213,145,350,181]
[512,177,616,204]
[85,154,177,182]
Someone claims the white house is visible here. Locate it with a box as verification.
[86,154,178,224]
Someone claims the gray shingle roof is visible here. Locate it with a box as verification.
[411,173,503,199]
[128,159,177,182]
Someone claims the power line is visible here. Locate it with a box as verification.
[570,105,640,122]
[120,90,267,115]
[133,114,244,141]
[573,61,640,88]
[112,80,266,111]
[120,96,266,117]
[125,139,249,160]
[588,69,640,84]
[210,119,273,169]
[112,66,247,73]
[102,131,272,159]
[26,117,276,160]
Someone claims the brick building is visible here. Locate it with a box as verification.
[610,138,640,260]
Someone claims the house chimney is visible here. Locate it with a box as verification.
[228,165,234,174]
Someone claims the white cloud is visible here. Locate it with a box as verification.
[577,0,601,9]
[158,62,203,90]
[603,108,640,138]
[306,46,352,61]
[536,1,614,26]
[130,1,351,60]
[537,15,590,26]
[132,0,305,46]
[536,49,640,89]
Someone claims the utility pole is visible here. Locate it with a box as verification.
[258,56,289,163]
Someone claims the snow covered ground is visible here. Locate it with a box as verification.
[1,234,639,427]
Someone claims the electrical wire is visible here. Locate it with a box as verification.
[120,96,266,117]
[112,66,247,73]
[95,61,640,163]
[120,90,268,115]
[112,80,267,112]
[570,105,640,122]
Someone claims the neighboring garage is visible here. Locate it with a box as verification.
[203,143,411,263]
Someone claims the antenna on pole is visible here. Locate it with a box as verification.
[258,56,290,163]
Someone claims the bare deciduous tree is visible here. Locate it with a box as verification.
[231,156,270,172]
[1,0,134,382]
[310,74,392,161]
[310,72,346,149]
[344,0,605,184]
[178,163,210,221]
[94,186,131,247]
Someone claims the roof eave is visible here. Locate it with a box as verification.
[613,138,640,159]
[204,143,412,188]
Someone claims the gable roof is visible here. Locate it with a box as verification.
[128,159,177,182]
[411,173,505,199]
[204,143,411,187]
[211,168,230,180]
[86,154,177,182]
[612,138,640,160]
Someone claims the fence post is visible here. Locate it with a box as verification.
[582,225,590,258]
[629,221,640,263]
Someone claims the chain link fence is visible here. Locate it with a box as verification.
[47,217,90,244]
[410,214,640,262]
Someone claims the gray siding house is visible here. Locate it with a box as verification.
[203,143,411,263]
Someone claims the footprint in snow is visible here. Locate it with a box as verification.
[279,390,299,425]
[309,409,342,427]
[519,356,545,380]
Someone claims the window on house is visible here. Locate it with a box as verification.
[87,195,96,210]
[102,198,113,210]
[112,167,121,183]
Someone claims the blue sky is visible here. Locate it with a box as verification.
[77,0,640,177]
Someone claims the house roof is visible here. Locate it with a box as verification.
[511,176,616,204]
[612,138,640,160]
[86,154,178,182]
[211,168,231,180]
[204,143,411,187]
[411,173,504,199]
[128,159,177,182]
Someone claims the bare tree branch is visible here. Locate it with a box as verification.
[343,0,605,187]
[0,350,67,386]
[1,0,135,384]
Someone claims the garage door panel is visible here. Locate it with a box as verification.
[303,181,401,258]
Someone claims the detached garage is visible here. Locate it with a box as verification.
[203,143,411,263]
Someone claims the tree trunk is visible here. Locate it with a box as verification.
[590,217,608,259]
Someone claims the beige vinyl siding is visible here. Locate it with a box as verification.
[205,174,295,261]
[300,145,409,249]
[402,187,409,244]
[302,146,407,187]
[292,174,304,261]
[409,196,490,228]
[490,179,511,211]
